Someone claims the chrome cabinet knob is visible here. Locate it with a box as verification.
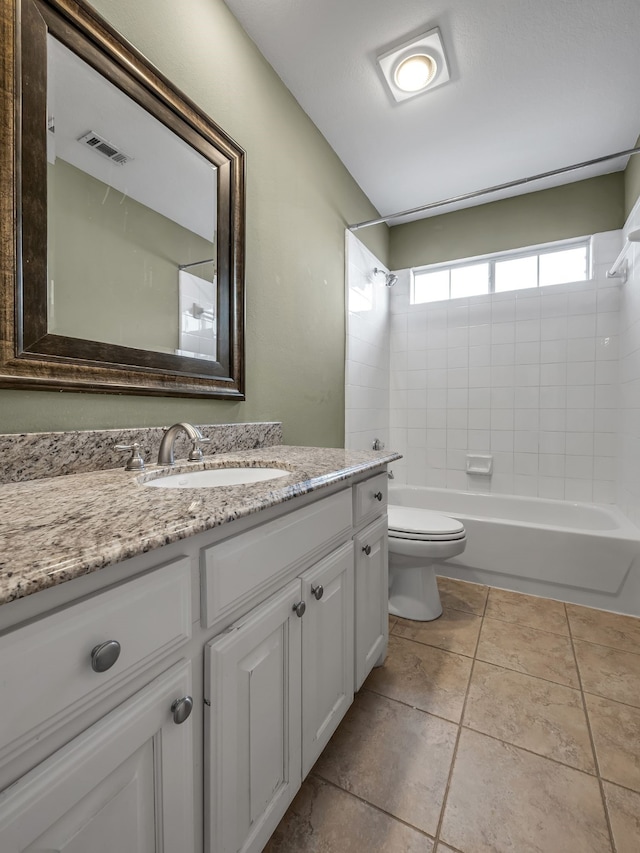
[362,544,372,556]
[90,640,121,673]
[171,696,193,724]
[311,584,324,601]
[373,491,383,501]
[293,601,306,618]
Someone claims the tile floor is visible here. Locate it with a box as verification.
[263,577,640,853]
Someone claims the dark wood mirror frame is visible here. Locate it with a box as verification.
[0,0,245,398]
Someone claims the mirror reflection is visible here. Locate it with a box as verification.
[46,35,218,361]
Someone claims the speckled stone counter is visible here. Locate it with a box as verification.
[0,445,400,605]
[0,422,283,484]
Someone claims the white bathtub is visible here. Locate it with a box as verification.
[389,485,640,615]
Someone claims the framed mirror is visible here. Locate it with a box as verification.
[0,0,245,398]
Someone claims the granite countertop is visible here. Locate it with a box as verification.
[0,445,400,606]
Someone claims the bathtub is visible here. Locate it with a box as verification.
[389,485,640,614]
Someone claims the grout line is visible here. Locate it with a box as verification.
[582,688,640,713]
[361,686,463,728]
[429,590,486,849]
[458,722,598,778]
[566,601,618,853]
[570,634,640,659]
[309,773,438,843]
[481,612,572,639]
[473,650,579,690]
[389,629,477,659]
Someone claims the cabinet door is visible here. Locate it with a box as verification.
[300,541,354,778]
[205,579,302,853]
[354,515,389,690]
[0,661,194,853]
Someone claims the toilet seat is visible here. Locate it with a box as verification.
[388,505,465,542]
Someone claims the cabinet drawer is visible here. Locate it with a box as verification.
[0,557,192,760]
[201,489,353,627]
[353,472,388,526]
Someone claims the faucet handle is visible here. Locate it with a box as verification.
[187,435,211,462]
[115,442,145,471]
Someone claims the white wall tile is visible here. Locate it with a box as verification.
[516,319,541,343]
[568,315,597,338]
[539,431,566,454]
[541,316,568,340]
[492,299,516,323]
[426,408,447,428]
[378,230,622,503]
[469,325,491,346]
[567,338,596,362]
[538,476,565,499]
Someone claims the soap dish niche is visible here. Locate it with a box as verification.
[466,454,493,476]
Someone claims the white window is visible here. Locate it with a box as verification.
[411,238,590,305]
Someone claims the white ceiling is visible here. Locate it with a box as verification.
[224,0,640,223]
[48,36,216,241]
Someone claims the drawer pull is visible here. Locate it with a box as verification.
[293,601,306,618]
[311,584,324,601]
[90,640,121,673]
[171,696,193,725]
[362,544,372,556]
[373,491,383,501]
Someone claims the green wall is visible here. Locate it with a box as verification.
[1,0,388,444]
[49,159,215,353]
[625,136,640,218]
[389,173,626,270]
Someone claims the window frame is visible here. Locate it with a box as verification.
[410,236,591,305]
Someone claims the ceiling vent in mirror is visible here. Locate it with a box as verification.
[77,130,133,165]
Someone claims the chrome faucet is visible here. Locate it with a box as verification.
[157,422,211,466]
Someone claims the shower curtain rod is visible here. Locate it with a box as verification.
[178,258,215,270]
[348,145,640,231]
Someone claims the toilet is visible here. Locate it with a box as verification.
[388,505,467,621]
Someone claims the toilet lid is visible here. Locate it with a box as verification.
[388,505,465,539]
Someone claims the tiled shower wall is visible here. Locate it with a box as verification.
[344,232,390,451]
[617,201,640,523]
[387,232,622,501]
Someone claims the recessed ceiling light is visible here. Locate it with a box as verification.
[377,27,450,103]
[394,54,438,92]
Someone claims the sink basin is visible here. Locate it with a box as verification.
[144,467,291,489]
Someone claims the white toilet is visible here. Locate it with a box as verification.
[388,505,467,621]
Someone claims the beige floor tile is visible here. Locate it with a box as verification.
[388,615,397,630]
[476,617,579,687]
[485,588,569,635]
[574,639,640,707]
[434,846,458,853]
[436,576,488,616]
[263,775,434,853]
[365,634,472,723]
[603,782,640,853]
[566,603,640,654]
[586,693,640,792]
[392,609,482,657]
[463,660,595,772]
[440,729,611,853]
[315,690,457,836]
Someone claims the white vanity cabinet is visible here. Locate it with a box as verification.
[354,516,389,690]
[0,466,389,853]
[0,661,195,853]
[204,541,354,853]
[352,473,389,691]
